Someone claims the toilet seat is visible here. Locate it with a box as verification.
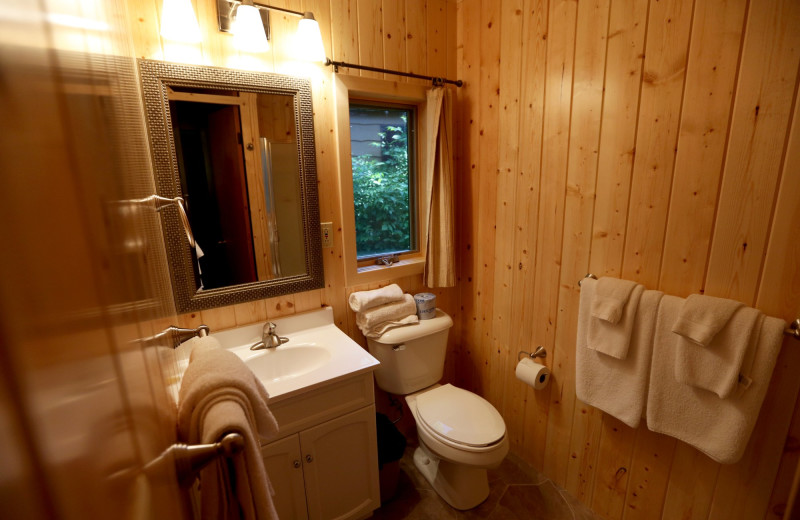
[415,384,506,449]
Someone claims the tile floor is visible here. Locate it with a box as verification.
[372,442,602,520]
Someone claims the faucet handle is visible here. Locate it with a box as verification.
[263,322,277,335]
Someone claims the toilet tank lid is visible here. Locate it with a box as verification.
[370,309,453,344]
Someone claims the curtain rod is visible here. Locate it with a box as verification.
[324,59,463,87]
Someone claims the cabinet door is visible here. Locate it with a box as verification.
[299,405,380,520]
[262,435,309,520]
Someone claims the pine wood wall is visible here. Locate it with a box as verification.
[126,0,459,357]
[455,0,800,519]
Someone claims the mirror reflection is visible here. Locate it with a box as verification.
[169,87,305,290]
[138,60,323,313]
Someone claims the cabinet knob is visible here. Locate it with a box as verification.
[246,143,254,150]
[305,454,313,463]
[293,460,301,469]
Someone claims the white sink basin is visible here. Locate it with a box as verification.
[241,344,331,383]
[210,307,379,402]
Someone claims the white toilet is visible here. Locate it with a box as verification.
[366,309,509,510]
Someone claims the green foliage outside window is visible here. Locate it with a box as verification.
[351,110,413,258]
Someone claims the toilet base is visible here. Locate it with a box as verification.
[412,444,490,510]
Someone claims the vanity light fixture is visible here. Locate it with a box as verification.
[231,1,269,52]
[161,0,202,43]
[217,0,326,61]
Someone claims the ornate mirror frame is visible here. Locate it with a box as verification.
[138,59,323,313]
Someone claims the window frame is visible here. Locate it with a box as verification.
[334,75,430,286]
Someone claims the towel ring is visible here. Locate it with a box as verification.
[578,273,598,287]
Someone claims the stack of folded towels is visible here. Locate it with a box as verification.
[576,276,786,464]
[349,283,419,338]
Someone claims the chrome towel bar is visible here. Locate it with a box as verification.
[577,274,800,341]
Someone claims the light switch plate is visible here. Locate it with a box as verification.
[320,222,333,248]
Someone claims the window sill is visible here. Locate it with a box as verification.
[349,255,425,286]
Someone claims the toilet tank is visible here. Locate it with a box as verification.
[366,309,453,395]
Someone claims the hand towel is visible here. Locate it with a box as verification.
[587,283,645,359]
[674,305,761,398]
[178,344,279,520]
[591,277,640,324]
[356,294,419,338]
[576,277,663,428]
[672,294,744,346]
[349,283,404,312]
[646,295,785,464]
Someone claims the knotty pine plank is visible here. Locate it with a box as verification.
[382,0,407,81]
[426,0,446,78]
[561,0,611,502]
[488,0,524,420]
[537,0,578,487]
[357,0,384,78]
[501,0,548,463]
[330,0,359,62]
[405,0,427,84]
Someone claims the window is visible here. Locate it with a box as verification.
[349,102,417,260]
[335,75,431,285]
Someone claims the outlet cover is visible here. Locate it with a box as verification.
[320,222,333,248]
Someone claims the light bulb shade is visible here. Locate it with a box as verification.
[297,14,325,62]
[160,0,202,43]
[232,5,269,52]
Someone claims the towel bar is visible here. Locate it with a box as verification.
[140,324,210,349]
[576,274,800,341]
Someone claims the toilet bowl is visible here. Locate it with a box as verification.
[366,310,509,510]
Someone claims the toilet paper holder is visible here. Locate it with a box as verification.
[518,345,547,361]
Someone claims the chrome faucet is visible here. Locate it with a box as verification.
[250,322,289,350]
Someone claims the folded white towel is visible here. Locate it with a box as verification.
[646,295,785,464]
[591,277,640,324]
[674,305,760,398]
[587,283,645,359]
[576,278,663,428]
[349,283,404,313]
[178,345,279,520]
[672,294,744,346]
[356,294,419,338]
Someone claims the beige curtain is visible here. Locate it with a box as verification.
[424,87,456,287]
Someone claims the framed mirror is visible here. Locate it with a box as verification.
[138,60,323,312]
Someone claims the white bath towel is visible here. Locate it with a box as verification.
[576,277,663,428]
[671,294,744,346]
[587,283,645,360]
[349,283,404,312]
[591,277,640,324]
[356,293,419,338]
[178,342,279,520]
[646,295,785,464]
[674,305,761,399]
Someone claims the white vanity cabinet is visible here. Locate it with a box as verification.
[262,371,380,520]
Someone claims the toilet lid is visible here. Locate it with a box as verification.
[415,384,505,447]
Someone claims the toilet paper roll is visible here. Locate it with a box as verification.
[413,292,437,320]
[515,358,550,389]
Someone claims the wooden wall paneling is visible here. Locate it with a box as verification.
[474,0,500,406]
[659,443,720,520]
[488,0,524,417]
[330,0,359,62]
[704,0,800,303]
[582,0,648,514]
[707,51,800,520]
[200,305,238,331]
[196,0,227,66]
[357,0,384,78]
[657,0,747,298]
[269,0,299,75]
[506,0,548,469]
[761,76,800,520]
[232,299,269,325]
[619,0,694,288]
[538,0,578,487]
[382,0,407,80]
[604,0,695,517]
[456,0,482,393]
[621,430,676,520]
[656,3,747,517]
[426,0,446,77]
[405,0,427,82]
[561,0,610,503]
[126,0,164,60]
[303,0,347,328]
